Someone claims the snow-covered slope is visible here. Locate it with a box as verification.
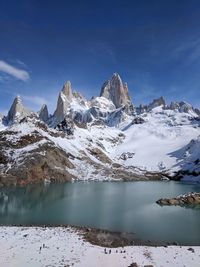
[111,107,200,174]
[170,136,200,182]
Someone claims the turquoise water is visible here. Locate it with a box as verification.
[0,181,200,245]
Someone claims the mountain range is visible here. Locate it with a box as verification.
[0,73,200,186]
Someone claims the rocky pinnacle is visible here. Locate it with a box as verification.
[54,81,73,122]
[7,95,30,122]
[100,73,132,108]
[39,104,49,122]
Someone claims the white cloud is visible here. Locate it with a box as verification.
[0,60,30,81]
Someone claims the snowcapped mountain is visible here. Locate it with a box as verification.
[0,73,199,185]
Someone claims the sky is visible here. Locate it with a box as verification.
[1,0,200,114]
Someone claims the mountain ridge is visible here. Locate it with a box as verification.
[0,73,200,185]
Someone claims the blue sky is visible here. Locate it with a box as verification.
[0,0,200,114]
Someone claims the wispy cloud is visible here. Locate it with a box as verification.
[22,95,48,106]
[21,94,58,113]
[0,60,30,81]
[170,36,200,65]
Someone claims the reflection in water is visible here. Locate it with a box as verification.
[0,183,67,216]
[0,181,200,245]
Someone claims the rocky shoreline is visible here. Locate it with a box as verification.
[156,192,200,207]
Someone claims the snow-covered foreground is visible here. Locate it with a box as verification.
[0,227,199,267]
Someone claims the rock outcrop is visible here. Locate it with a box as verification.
[73,91,87,107]
[39,104,49,122]
[169,101,200,116]
[54,81,73,123]
[0,114,4,126]
[147,97,166,111]
[106,107,128,127]
[0,117,76,186]
[89,97,115,120]
[156,192,200,207]
[179,101,194,113]
[7,96,31,123]
[169,101,180,110]
[100,73,132,108]
[55,117,74,135]
[136,104,147,114]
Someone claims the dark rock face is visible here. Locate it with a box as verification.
[179,101,193,113]
[170,101,180,110]
[55,117,74,135]
[87,147,112,164]
[106,108,125,127]
[89,106,109,119]
[39,104,49,122]
[147,96,166,111]
[194,108,200,116]
[156,193,200,207]
[120,152,135,160]
[132,116,145,124]
[128,263,139,267]
[72,110,93,125]
[100,73,132,108]
[3,143,75,186]
[0,124,75,186]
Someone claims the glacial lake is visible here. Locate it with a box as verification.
[0,181,200,245]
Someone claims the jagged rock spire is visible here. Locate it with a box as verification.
[39,104,49,122]
[100,73,132,108]
[54,81,73,123]
[62,81,73,100]
[7,95,30,122]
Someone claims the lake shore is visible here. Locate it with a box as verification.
[0,226,200,267]
[0,224,197,247]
